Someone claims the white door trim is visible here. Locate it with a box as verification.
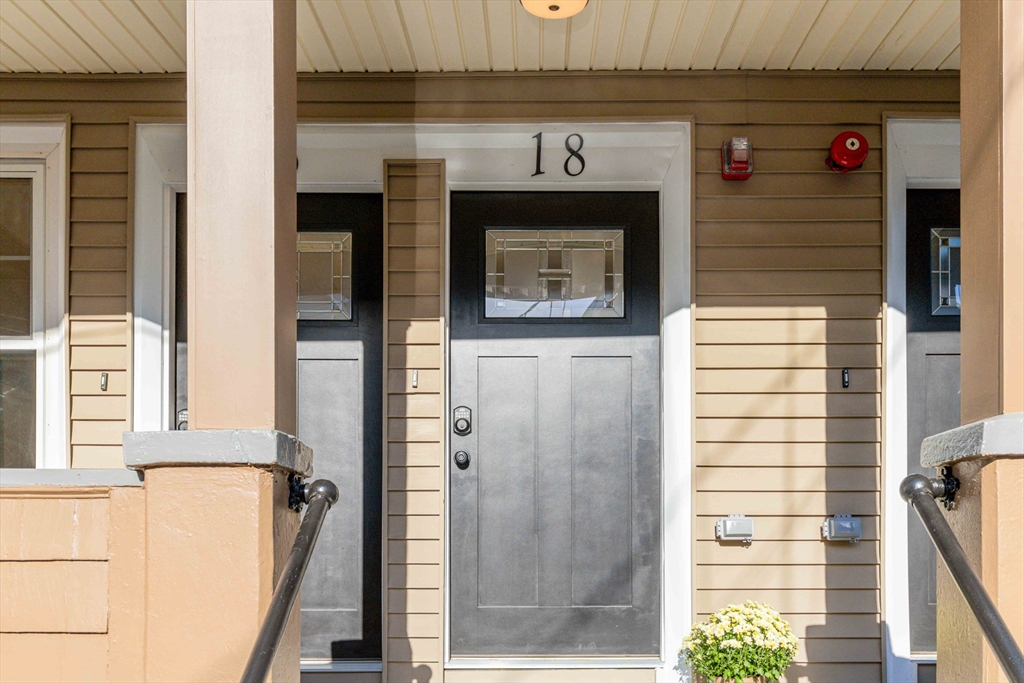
[132,123,186,432]
[883,116,960,683]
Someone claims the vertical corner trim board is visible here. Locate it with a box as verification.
[383,159,446,681]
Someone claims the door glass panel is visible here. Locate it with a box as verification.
[485,229,624,318]
[0,178,33,336]
[930,228,961,315]
[0,351,36,467]
[297,232,352,320]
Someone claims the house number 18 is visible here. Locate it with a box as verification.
[532,132,586,178]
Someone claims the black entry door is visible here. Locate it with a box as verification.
[906,189,960,658]
[296,193,382,660]
[449,192,661,657]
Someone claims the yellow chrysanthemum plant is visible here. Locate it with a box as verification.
[682,601,799,683]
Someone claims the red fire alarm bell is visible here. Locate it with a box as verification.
[827,131,869,173]
[721,137,752,180]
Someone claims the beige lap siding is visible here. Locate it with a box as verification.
[383,161,446,682]
[1,75,186,468]
[694,119,888,682]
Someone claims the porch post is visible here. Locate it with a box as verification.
[133,2,301,681]
[186,0,297,433]
[939,1,1024,681]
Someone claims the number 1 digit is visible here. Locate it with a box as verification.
[532,132,545,176]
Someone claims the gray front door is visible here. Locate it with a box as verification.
[296,193,383,660]
[906,189,960,657]
[449,192,661,657]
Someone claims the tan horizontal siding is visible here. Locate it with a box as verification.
[695,344,881,368]
[691,103,894,681]
[2,75,186,469]
[696,221,882,246]
[697,442,881,467]
[383,160,445,682]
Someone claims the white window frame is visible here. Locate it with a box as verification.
[883,116,960,683]
[0,121,69,468]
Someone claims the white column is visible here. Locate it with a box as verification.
[186,0,297,433]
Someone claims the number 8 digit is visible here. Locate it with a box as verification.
[564,134,585,177]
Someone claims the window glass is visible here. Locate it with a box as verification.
[930,228,961,315]
[485,229,624,318]
[0,178,32,336]
[0,351,36,468]
[297,232,352,320]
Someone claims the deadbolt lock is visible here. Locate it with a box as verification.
[453,406,472,436]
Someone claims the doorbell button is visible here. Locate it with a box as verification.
[453,406,472,435]
[454,451,471,470]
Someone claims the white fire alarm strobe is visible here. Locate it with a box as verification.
[822,514,862,543]
[716,514,754,543]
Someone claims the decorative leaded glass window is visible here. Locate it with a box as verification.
[485,229,624,318]
[297,232,352,320]
[930,228,961,315]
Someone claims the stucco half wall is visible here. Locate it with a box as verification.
[0,452,302,683]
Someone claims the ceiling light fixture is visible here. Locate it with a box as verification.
[520,0,589,20]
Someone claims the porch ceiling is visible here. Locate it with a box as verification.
[0,0,960,75]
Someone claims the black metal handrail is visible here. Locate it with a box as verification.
[901,474,1024,683]
[241,479,340,683]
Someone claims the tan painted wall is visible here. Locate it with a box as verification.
[142,466,300,683]
[0,468,301,683]
[0,485,146,683]
[1,70,961,682]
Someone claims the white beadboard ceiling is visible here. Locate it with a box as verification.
[0,0,960,74]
